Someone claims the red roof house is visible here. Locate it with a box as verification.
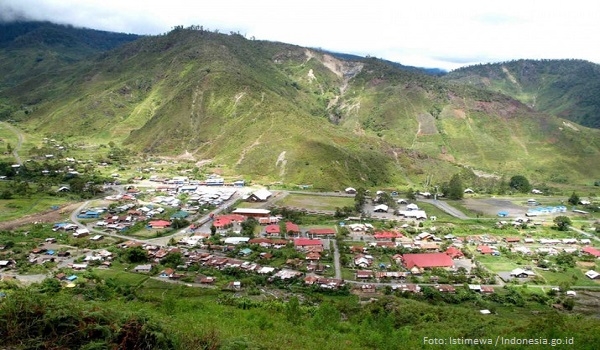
[265,224,280,235]
[149,220,171,229]
[401,253,454,269]
[285,222,300,234]
[477,245,494,254]
[582,246,600,258]
[445,246,464,259]
[308,228,336,237]
[294,238,323,249]
[373,231,404,240]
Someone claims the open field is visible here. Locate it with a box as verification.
[273,193,354,211]
[0,196,76,225]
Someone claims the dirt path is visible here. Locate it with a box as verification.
[0,202,81,230]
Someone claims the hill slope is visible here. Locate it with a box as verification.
[1,24,599,188]
[444,59,600,128]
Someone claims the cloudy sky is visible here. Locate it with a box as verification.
[2,0,598,71]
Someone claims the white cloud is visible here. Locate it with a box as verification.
[2,0,600,71]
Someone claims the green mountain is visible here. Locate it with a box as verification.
[1,22,599,189]
[444,59,600,128]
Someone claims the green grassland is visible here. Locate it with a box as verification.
[1,26,599,190]
[0,194,73,222]
[3,271,600,349]
[274,193,354,211]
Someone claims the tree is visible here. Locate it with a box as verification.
[354,188,367,212]
[124,246,148,263]
[509,175,532,193]
[444,174,464,200]
[161,252,183,268]
[568,192,580,206]
[406,188,416,200]
[210,224,217,236]
[553,216,572,231]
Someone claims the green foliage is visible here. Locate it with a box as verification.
[442,173,464,200]
[509,175,532,193]
[568,192,580,205]
[446,59,600,129]
[241,217,258,237]
[553,216,572,231]
[161,252,184,269]
[0,289,174,349]
[354,188,367,213]
[124,246,148,263]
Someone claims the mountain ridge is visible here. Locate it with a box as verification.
[0,22,599,189]
[444,59,600,128]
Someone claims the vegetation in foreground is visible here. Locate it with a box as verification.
[1,275,600,349]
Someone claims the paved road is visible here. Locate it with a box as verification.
[1,121,24,165]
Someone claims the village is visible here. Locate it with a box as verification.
[1,172,599,314]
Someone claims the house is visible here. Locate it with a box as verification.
[258,216,280,225]
[170,211,190,220]
[305,251,321,261]
[294,238,323,250]
[392,284,421,293]
[285,222,301,235]
[199,276,216,284]
[359,284,377,293]
[373,204,388,213]
[148,220,171,229]
[265,224,280,235]
[245,189,272,202]
[71,263,88,270]
[356,270,374,279]
[504,237,521,244]
[477,245,495,255]
[436,284,456,293]
[373,231,404,240]
[231,208,270,218]
[159,268,174,278]
[510,268,536,278]
[73,228,90,238]
[469,285,495,294]
[77,210,100,219]
[401,253,454,269]
[354,254,372,268]
[345,187,357,194]
[464,188,474,194]
[585,270,600,280]
[307,228,336,238]
[133,264,153,273]
[239,248,253,256]
[582,246,600,258]
[445,246,464,259]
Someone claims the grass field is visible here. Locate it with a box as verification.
[476,254,523,273]
[274,193,354,211]
[0,195,73,222]
[535,267,600,287]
